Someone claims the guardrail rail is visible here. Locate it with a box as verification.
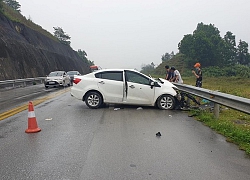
[0,77,45,89]
[173,83,250,118]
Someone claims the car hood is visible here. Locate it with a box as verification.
[157,78,178,89]
[46,76,63,80]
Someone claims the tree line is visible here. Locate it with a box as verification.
[141,22,250,76]
[1,0,20,12]
[178,22,250,68]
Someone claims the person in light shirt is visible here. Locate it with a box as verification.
[170,66,183,83]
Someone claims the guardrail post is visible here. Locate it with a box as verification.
[186,97,191,107]
[214,103,220,119]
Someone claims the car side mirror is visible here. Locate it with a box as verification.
[150,81,154,89]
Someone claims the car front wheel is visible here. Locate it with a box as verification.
[85,92,103,109]
[157,94,175,110]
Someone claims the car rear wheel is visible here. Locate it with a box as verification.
[85,92,103,109]
[157,94,175,110]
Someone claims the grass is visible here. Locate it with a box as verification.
[192,109,250,155]
[181,76,250,155]
[183,76,250,98]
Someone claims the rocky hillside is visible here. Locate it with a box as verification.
[0,13,90,80]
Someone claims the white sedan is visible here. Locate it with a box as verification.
[44,71,71,88]
[70,69,179,110]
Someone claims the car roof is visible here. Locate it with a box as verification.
[67,71,79,73]
[93,69,139,73]
[50,71,65,73]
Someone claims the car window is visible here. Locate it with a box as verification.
[125,71,150,85]
[48,72,63,76]
[95,71,123,81]
[67,71,78,75]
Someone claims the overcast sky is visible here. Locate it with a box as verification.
[18,0,250,70]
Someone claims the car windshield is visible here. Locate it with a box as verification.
[48,72,63,77]
[154,78,162,83]
[67,71,78,75]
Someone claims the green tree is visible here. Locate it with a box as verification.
[53,27,71,46]
[77,49,94,66]
[178,34,195,58]
[193,23,223,67]
[161,51,175,62]
[78,49,87,58]
[236,40,250,65]
[141,63,155,75]
[161,53,171,62]
[178,23,224,67]
[221,31,237,65]
[0,0,3,13]
[3,0,21,12]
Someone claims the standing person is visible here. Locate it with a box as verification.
[165,65,174,81]
[192,63,202,87]
[170,66,183,83]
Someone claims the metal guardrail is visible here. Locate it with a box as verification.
[173,83,250,117]
[0,77,45,89]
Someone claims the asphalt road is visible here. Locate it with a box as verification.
[0,90,250,180]
[0,84,61,114]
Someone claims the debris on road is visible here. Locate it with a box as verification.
[156,132,161,137]
[137,107,143,110]
[45,118,53,121]
[114,108,120,111]
[188,114,197,117]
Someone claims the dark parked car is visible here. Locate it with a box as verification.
[67,71,81,85]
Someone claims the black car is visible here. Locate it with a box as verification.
[66,71,81,85]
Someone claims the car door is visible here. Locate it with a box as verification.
[95,71,124,103]
[124,70,155,105]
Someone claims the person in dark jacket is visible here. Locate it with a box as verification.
[165,65,174,81]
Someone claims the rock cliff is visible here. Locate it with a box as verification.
[0,13,90,80]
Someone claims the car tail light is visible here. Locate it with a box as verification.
[73,78,81,84]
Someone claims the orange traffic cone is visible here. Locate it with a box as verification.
[25,101,41,133]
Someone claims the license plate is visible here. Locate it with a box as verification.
[49,82,55,84]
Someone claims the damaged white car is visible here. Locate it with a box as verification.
[70,69,179,109]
